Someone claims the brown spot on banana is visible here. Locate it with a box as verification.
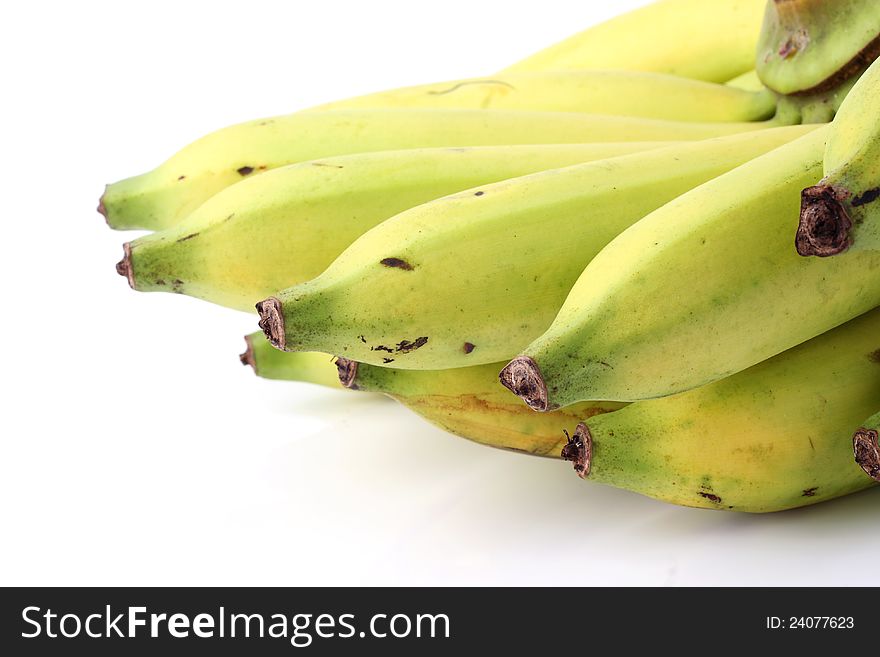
[499,356,550,412]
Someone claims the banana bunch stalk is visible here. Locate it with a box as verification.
[106,1,880,513]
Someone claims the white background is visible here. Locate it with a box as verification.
[1,0,878,586]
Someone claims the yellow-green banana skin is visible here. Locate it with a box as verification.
[101,109,777,232]
[853,411,880,482]
[122,143,675,312]
[756,0,880,95]
[242,332,622,456]
[563,308,880,513]
[263,126,817,370]
[504,0,765,83]
[313,70,776,122]
[512,127,880,407]
[240,335,345,389]
[796,57,880,256]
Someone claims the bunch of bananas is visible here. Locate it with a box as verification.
[105,0,880,513]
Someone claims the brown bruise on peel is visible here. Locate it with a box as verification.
[115,242,135,289]
[560,423,591,478]
[395,337,428,353]
[237,166,255,176]
[256,297,286,350]
[795,184,853,257]
[335,357,359,389]
[853,428,880,482]
[499,356,550,412]
[380,257,414,270]
[239,335,256,371]
[852,187,880,207]
[802,487,818,497]
[463,342,475,354]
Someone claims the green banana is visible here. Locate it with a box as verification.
[796,56,880,256]
[312,70,777,122]
[257,126,817,369]
[116,142,676,311]
[241,332,622,456]
[756,0,880,95]
[853,411,880,482]
[559,307,880,512]
[240,335,345,389]
[100,109,785,232]
[503,127,880,408]
[504,0,765,83]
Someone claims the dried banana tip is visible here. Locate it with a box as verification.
[256,297,286,351]
[499,355,549,411]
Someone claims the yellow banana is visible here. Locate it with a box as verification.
[257,126,817,369]
[796,56,880,256]
[503,127,880,409]
[503,0,765,82]
[725,70,765,92]
[100,108,794,231]
[117,142,674,311]
[240,332,621,456]
[853,411,880,482]
[559,307,880,512]
[312,70,776,122]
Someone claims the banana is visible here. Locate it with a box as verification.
[756,0,880,95]
[116,142,676,311]
[256,126,817,369]
[240,336,345,389]
[503,0,764,83]
[240,332,622,456]
[559,307,880,513]
[312,70,777,122]
[100,108,795,231]
[725,70,765,92]
[853,411,880,482]
[796,57,880,256]
[502,127,880,409]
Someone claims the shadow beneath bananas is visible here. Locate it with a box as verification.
[264,390,879,584]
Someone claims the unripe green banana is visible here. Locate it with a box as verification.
[504,0,765,83]
[559,307,880,513]
[257,126,816,369]
[503,127,880,408]
[240,335,345,389]
[312,70,777,122]
[240,332,622,456]
[117,142,675,311]
[796,56,880,256]
[853,411,880,482]
[100,109,794,232]
[756,0,880,95]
